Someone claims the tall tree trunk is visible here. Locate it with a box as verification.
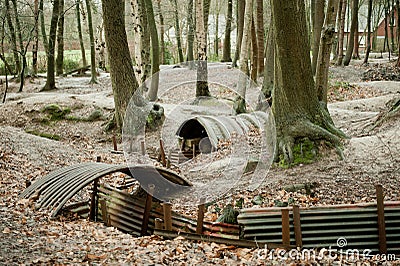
[336,0,347,65]
[157,0,166,64]
[315,0,339,103]
[203,0,211,32]
[85,0,97,83]
[232,0,245,67]
[250,17,258,82]
[5,0,20,75]
[261,15,274,100]
[145,0,160,101]
[343,0,359,66]
[271,0,346,164]
[76,0,87,67]
[195,0,210,97]
[353,17,360,59]
[390,0,395,53]
[56,0,65,76]
[222,0,232,62]
[101,0,140,130]
[172,0,184,63]
[186,0,195,66]
[383,0,389,53]
[234,0,253,114]
[32,0,39,75]
[39,0,49,55]
[312,0,325,75]
[396,0,400,67]
[363,0,372,64]
[42,0,60,91]
[214,3,219,57]
[256,0,264,75]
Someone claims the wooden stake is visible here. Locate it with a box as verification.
[163,202,172,231]
[160,139,166,167]
[281,208,290,246]
[155,218,163,230]
[196,200,206,234]
[112,135,118,151]
[89,156,101,221]
[293,205,302,248]
[376,184,387,254]
[100,199,109,226]
[141,141,145,156]
[141,191,153,236]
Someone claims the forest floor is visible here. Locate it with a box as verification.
[0,55,399,265]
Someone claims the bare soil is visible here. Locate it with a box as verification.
[0,61,399,264]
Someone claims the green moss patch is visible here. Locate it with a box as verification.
[279,138,317,168]
[25,129,61,141]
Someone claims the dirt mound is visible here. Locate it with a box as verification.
[362,64,400,81]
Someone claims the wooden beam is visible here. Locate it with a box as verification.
[140,192,153,236]
[293,205,302,248]
[281,208,290,246]
[163,202,172,231]
[196,202,205,234]
[376,184,387,254]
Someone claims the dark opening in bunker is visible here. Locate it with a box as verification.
[176,119,213,155]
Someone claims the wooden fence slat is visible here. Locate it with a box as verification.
[281,209,290,246]
[140,192,153,236]
[293,205,302,247]
[196,202,205,234]
[163,203,172,231]
[376,184,387,254]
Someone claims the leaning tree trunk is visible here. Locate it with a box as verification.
[101,0,140,130]
[232,0,245,67]
[145,0,160,101]
[32,0,39,75]
[343,0,359,66]
[56,0,64,76]
[42,0,60,91]
[233,0,253,114]
[316,0,339,103]
[363,0,372,65]
[255,0,264,75]
[271,0,347,164]
[5,0,20,75]
[195,0,210,97]
[76,0,87,67]
[85,0,97,83]
[311,0,325,75]
[221,0,232,62]
[336,0,347,66]
[171,0,184,63]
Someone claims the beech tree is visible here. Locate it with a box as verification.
[271,0,347,163]
[221,0,232,62]
[56,0,64,76]
[343,0,359,66]
[195,0,210,97]
[75,0,87,67]
[311,0,325,74]
[101,0,140,130]
[85,0,97,83]
[336,0,347,66]
[232,0,245,67]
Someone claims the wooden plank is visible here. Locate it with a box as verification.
[292,205,302,247]
[155,218,163,230]
[163,203,172,231]
[281,208,290,246]
[376,184,387,254]
[141,192,153,236]
[196,202,205,234]
[100,199,109,226]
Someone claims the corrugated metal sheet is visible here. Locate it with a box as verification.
[20,162,190,217]
[176,111,270,150]
[238,202,400,254]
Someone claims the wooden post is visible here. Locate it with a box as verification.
[155,218,163,230]
[376,184,387,254]
[293,205,302,248]
[112,135,118,151]
[196,199,206,234]
[141,141,145,156]
[163,202,172,231]
[192,143,196,159]
[141,191,153,236]
[99,199,109,226]
[281,208,290,246]
[160,139,166,167]
[89,156,101,221]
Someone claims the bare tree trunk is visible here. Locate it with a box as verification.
[383,0,389,54]
[157,0,166,64]
[85,0,97,83]
[42,0,60,91]
[312,0,325,74]
[343,0,359,66]
[214,2,219,57]
[397,0,400,67]
[56,0,64,76]
[232,0,245,67]
[363,0,372,64]
[336,0,347,65]
[39,0,49,55]
[261,14,274,100]
[32,0,39,75]
[222,0,232,62]
[271,0,346,164]
[101,0,140,130]
[186,0,195,66]
[76,0,87,67]
[353,17,360,59]
[145,0,160,101]
[250,17,258,82]
[5,0,20,75]
[390,0,395,53]
[315,0,339,103]
[256,0,264,75]
[234,0,253,114]
[172,0,184,63]
[195,0,210,97]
